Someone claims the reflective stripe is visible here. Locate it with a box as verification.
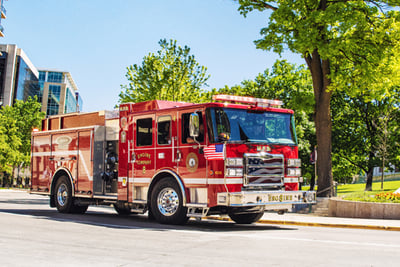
[184,178,207,185]
[118,177,243,185]
[208,178,243,185]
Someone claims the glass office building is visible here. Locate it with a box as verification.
[38,69,82,115]
[0,44,83,115]
[0,0,6,37]
[0,44,40,107]
[14,56,41,101]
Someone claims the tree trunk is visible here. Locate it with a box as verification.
[365,167,374,191]
[381,159,385,190]
[305,50,334,197]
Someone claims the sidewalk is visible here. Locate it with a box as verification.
[256,212,400,231]
[209,212,400,231]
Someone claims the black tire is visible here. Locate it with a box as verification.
[150,178,188,225]
[54,176,74,213]
[113,204,132,215]
[71,205,88,214]
[228,211,264,224]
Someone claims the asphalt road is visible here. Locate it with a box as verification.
[1,190,400,267]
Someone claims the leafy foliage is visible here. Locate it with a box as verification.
[0,97,45,174]
[119,39,210,104]
[215,60,316,179]
[0,113,22,174]
[331,90,400,190]
[236,0,400,196]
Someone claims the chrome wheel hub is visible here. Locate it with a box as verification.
[57,184,68,206]
[157,187,179,216]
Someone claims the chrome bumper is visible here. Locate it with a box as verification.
[217,190,316,207]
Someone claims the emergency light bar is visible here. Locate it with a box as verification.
[212,94,283,108]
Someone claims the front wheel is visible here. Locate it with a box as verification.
[150,178,188,225]
[228,211,264,224]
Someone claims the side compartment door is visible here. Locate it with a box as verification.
[76,129,93,193]
[31,134,52,191]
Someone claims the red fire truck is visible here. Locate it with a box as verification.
[31,95,315,224]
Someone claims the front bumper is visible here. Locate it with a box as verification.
[217,190,316,207]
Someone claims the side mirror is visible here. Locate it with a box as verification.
[189,113,200,137]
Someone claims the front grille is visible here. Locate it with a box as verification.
[244,153,284,187]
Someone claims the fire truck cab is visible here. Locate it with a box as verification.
[31,95,315,224]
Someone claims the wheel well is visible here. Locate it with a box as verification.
[50,169,74,207]
[147,171,187,207]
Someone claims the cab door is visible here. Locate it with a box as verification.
[177,110,207,186]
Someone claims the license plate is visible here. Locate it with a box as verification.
[267,193,301,203]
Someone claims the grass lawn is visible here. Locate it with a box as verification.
[337,180,400,202]
[303,180,400,202]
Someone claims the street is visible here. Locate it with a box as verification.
[1,190,400,267]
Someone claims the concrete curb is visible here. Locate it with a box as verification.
[257,219,400,231]
[206,216,400,231]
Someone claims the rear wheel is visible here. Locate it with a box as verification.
[113,204,132,215]
[54,175,88,214]
[54,176,74,213]
[150,178,188,225]
[72,205,88,214]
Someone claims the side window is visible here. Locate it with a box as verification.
[136,118,153,146]
[182,112,204,144]
[157,116,171,145]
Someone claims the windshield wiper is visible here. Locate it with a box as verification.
[238,124,249,142]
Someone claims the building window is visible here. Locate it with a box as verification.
[76,92,83,112]
[39,71,46,82]
[47,72,63,83]
[64,87,77,113]
[14,57,40,102]
[47,85,61,115]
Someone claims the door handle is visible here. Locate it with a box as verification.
[176,150,182,162]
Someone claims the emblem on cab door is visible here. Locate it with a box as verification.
[186,152,198,173]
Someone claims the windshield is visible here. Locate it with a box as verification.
[207,107,297,145]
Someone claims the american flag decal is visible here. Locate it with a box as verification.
[204,144,224,160]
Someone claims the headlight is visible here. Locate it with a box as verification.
[287,168,301,177]
[226,158,243,167]
[226,168,243,177]
[287,158,301,167]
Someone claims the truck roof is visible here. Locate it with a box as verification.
[119,99,294,114]
[39,97,293,131]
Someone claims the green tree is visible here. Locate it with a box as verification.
[0,97,44,185]
[331,91,400,190]
[119,39,210,104]
[236,0,400,196]
[0,112,22,175]
[12,97,45,157]
[217,60,316,182]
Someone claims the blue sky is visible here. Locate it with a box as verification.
[2,0,303,112]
